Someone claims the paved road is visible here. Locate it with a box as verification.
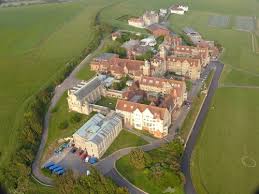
[31,38,105,186]
[182,62,224,194]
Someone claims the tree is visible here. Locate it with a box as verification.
[56,170,76,194]
[56,168,129,194]
[150,164,164,181]
[129,148,151,169]
[70,113,82,124]
[214,40,223,52]
[168,138,184,160]
[104,41,126,58]
[136,50,154,61]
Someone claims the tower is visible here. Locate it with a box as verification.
[159,45,168,59]
[143,60,151,76]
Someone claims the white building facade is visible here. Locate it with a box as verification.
[116,100,171,138]
[67,76,105,115]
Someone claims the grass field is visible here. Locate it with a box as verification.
[102,129,147,158]
[191,88,259,194]
[117,145,184,194]
[0,0,129,169]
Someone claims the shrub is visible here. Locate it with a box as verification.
[70,113,82,124]
[129,148,145,169]
[59,120,69,129]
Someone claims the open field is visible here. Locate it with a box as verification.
[102,129,148,158]
[0,0,122,168]
[191,88,259,194]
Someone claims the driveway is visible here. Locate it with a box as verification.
[182,62,224,194]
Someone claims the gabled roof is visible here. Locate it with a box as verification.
[116,99,167,120]
[167,56,201,67]
[147,24,170,32]
[69,76,103,100]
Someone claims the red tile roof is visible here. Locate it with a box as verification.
[167,56,201,67]
[116,99,167,120]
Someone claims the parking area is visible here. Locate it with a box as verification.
[42,143,98,176]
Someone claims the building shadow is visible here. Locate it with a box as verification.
[253,186,259,194]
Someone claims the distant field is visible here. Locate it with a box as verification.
[191,88,259,194]
[169,11,259,84]
[99,0,178,31]
[0,0,119,167]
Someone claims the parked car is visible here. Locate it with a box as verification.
[79,150,84,156]
[44,161,55,169]
[89,157,97,164]
[81,153,88,160]
[52,166,63,173]
[71,147,77,153]
[49,164,60,171]
[56,169,65,175]
[85,156,90,163]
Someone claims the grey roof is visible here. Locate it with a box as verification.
[147,24,169,31]
[74,112,122,145]
[121,39,140,50]
[71,76,104,100]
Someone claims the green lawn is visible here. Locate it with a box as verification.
[221,68,259,86]
[191,88,259,194]
[95,96,118,110]
[117,146,184,194]
[102,129,148,158]
[76,64,97,81]
[0,0,121,167]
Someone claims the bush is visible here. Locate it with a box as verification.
[56,168,129,194]
[104,41,126,58]
[129,149,145,169]
[59,120,69,129]
[70,113,82,124]
[136,50,154,61]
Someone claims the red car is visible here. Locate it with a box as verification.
[81,153,88,160]
[78,150,84,156]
